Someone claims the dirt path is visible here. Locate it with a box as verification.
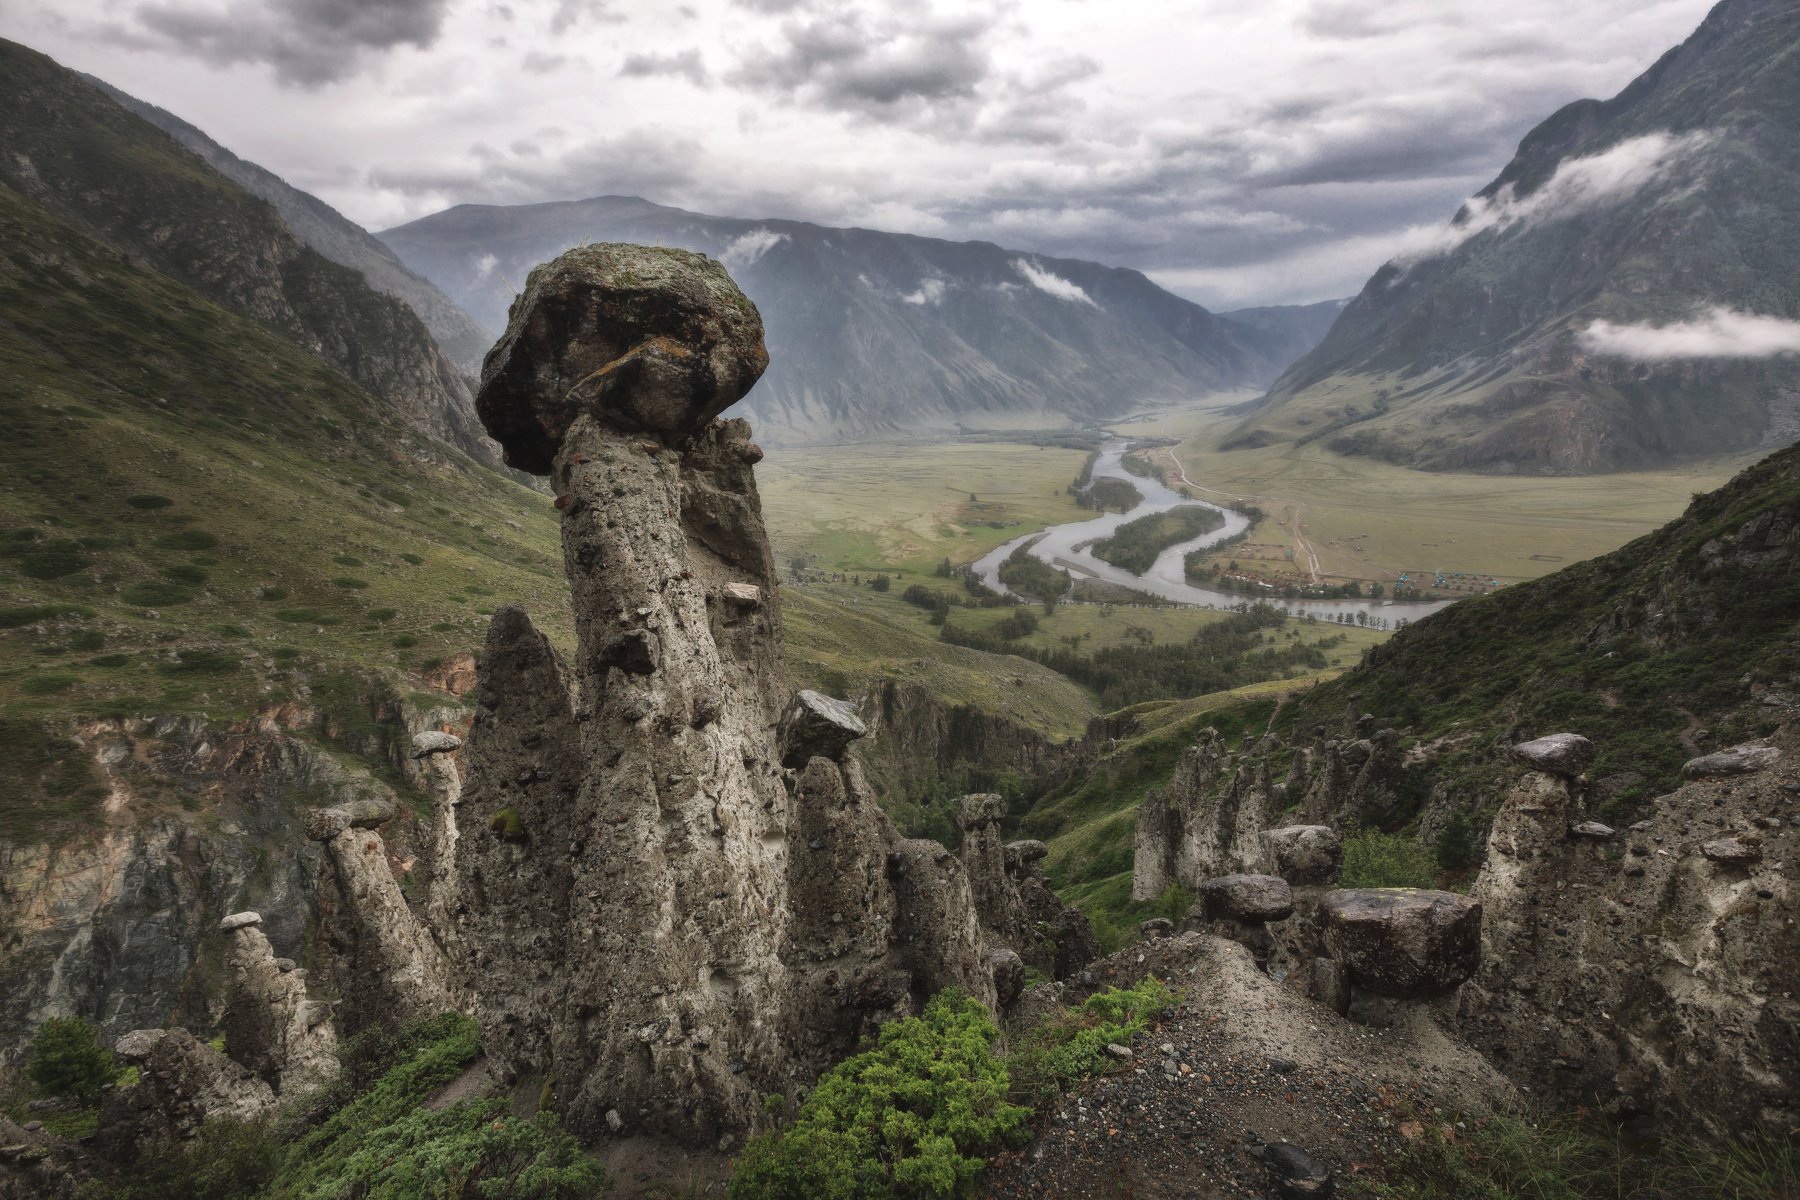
[1159,446,1323,584]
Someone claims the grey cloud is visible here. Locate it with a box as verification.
[370,128,706,209]
[132,0,448,86]
[620,49,710,86]
[548,0,621,34]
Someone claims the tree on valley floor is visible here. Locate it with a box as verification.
[26,1016,116,1103]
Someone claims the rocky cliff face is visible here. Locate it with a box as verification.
[454,243,1093,1147]
[1128,711,1799,1135]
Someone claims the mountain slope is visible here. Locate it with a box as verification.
[379,195,1284,444]
[86,77,495,375]
[1218,299,1348,372]
[1232,0,1800,473]
[0,39,494,463]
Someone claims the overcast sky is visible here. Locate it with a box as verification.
[2,0,1717,308]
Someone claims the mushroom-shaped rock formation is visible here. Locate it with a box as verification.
[221,912,337,1094]
[411,730,463,758]
[478,244,768,474]
[1259,825,1342,885]
[1321,888,1481,998]
[453,245,1088,1149]
[1510,733,1595,778]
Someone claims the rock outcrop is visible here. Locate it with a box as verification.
[305,798,457,1033]
[219,912,337,1095]
[1454,726,1800,1134]
[93,1030,274,1164]
[456,244,1089,1147]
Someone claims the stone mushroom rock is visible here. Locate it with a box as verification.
[1510,733,1596,778]
[218,911,262,933]
[1259,825,1343,885]
[1682,743,1781,779]
[1197,873,1296,923]
[221,914,338,1094]
[476,244,768,474]
[957,792,1006,831]
[302,797,395,841]
[1004,839,1049,875]
[779,689,867,767]
[410,730,463,758]
[1321,888,1482,998]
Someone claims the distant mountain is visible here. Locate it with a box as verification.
[87,78,495,374]
[0,39,493,462]
[1218,299,1349,371]
[379,196,1287,444]
[1231,0,1800,473]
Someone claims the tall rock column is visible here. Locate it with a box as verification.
[471,244,784,1145]
[218,911,336,1095]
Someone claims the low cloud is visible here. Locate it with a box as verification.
[1405,130,1712,260]
[1579,307,1800,360]
[1013,259,1096,306]
[899,277,947,305]
[620,48,709,86]
[131,0,449,86]
[719,228,788,268]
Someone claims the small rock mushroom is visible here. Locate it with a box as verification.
[219,911,263,933]
[779,689,867,768]
[1321,888,1482,998]
[410,730,463,759]
[1197,873,1295,923]
[1004,839,1049,875]
[1510,733,1596,778]
[956,793,1005,832]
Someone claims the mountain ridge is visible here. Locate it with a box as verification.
[379,194,1291,444]
[1229,0,1800,473]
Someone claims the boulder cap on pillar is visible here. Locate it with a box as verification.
[410,730,463,758]
[956,793,1006,832]
[218,911,263,933]
[476,243,769,473]
[1259,825,1343,885]
[1509,733,1595,778]
[302,797,397,842]
[779,689,867,768]
[1196,873,1296,923]
[1321,887,1481,998]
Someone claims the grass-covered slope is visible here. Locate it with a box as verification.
[1270,436,1800,798]
[0,178,567,839]
[0,38,491,461]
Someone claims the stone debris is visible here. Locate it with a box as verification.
[94,1031,274,1165]
[1570,821,1616,839]
[1510,733,1596,778]
[1700,836,1761,865]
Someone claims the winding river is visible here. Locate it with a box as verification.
[971,440,1457,622]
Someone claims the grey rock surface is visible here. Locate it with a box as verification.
[1682,743,1781,778]
[1510,734,1596,778]
[93,1030,274,1165]
[1259,826,1343,885]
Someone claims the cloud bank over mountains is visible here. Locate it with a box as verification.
[5,0,1718,307]
[1582,308,1800,360]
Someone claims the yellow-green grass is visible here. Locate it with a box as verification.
[1114,405,1753,586]
[759,441,1090,576]
[939,597,1388,668]
[780,582,1097,740]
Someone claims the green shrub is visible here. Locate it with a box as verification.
[163,563,209,584]
[121,581,194,607]
[272,646,301,661]
[333,576,371,590]
[1435,810,1482,873]
[154,531,219,551]
[1,605,59,628]
[1341,829,1440,889]
[275,608,324,623]
[25,1016,115,1103]
[1006,978,1172,1110]
[88,654,131,668]
[125,494,174,509]
[333,554,364,567]
[392,635,419,649]
[400,552,425,565]
[366,608,398,623]
[259,587,290,601]
[19,541,91,579]
[21,673,78,695]
[730,992,1028,1200]
[69,630,105,651]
